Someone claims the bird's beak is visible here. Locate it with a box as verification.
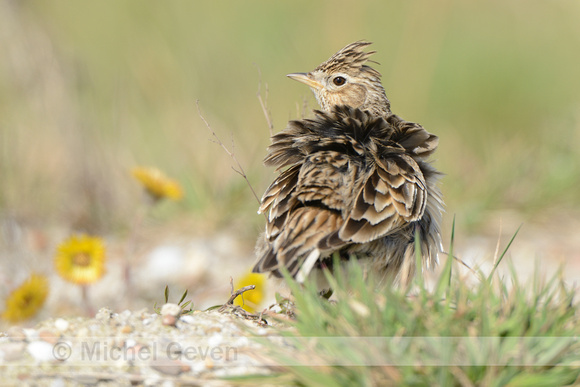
[287,72,323,90]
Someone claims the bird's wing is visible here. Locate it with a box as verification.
[254,106,439,278]
[255,150,355,275]
[337,152,427,243]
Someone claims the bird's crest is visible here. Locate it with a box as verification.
[315,41,381,78]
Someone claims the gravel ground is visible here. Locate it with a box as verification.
[0,305,290,386]
[2,210,579,385]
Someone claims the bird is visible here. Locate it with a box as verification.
[252,41,444,286]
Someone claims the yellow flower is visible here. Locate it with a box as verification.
[2,274,49,323]
[234,272,265,313]
[131,167,183,201]
[55,235,106,285]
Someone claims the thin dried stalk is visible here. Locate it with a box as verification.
[196,101,261,206]
[254,64,274,137]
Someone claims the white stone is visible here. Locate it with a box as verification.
[207,334,222,347]
[179,315,195,324]
[191,360,206,374]
[54,318,69,332]
[27,341,55,362]
[23,329,38,341]
[161,303,181,317]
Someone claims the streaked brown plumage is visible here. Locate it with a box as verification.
[253,41,444,285]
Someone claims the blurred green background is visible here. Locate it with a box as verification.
[1,0,580,248]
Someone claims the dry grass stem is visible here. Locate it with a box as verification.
[254,64,274,136]
[217,281,264,323]
[451,252,480,279]
[196,100,262,206]
[224,285,256,306]
[492,218,503,269]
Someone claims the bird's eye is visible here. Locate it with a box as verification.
[332,76,346,86]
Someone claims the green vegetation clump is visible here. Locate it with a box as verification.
[252,232,580,386]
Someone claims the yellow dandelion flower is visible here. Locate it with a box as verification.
[2,274,49,323]
[55,235,106,285]
[234,272,265,313]
[131,167,183,201]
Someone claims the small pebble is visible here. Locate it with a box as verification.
[120,325,133,334]
[0,342,26,362]
[54,318,69,332]
[23,329,39,341]
[143,374,162,386]
[6,326,26,341]
[161,303,181,327]
[38,329,59,344]
[95,308,112,321]
[208,335,222,347]
[160,303,181,317]
[162,315,178,327]
[119,310,132,321]
[179,315,195,325]
[27,341,55,362]
[191,360,206,374]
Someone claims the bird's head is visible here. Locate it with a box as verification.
[287,41,391,116]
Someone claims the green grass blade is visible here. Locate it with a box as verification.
[487,224,522,282]
[435,215,455,298]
